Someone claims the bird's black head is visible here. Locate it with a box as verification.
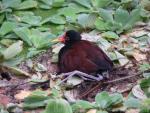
[59,30,82,45]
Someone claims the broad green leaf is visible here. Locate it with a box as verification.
[17,0,37,10]
[140,98,150,112]
[74,0,92,9]
[99,8,114,23]
[2,56,25,66]
[27,48,45,58]
[102,31,119,39]
[68,3,90,13]
[44,99,72,113]
[121,0,132,4]
[77,13,97,28]
[39,0,53,6]
[95,18,109,31]
[124,97,141,108]
[13,27,32,46]
[58,6,78,23]
[20,15,42,26]
[0,14,5,24]
[0,39,15,47]
[140,78,150,97]
[124,8,141,29]
[2,41,23,60]
[110,93,123,105]
[30,29,55,49]
[41,15,66,25]
[72,100,94,111]
[50,15,66,24]
[52,0,65,7]
[23,94,49,109]
[2,0,21,8]
[33,8,58,20]
[0,22,16,36]
[95,91,112,109]
[114,8,130,26]
[38,2,52,9]
[3,33,19,39]
[139,63,150,72]
[92,0,113,8]
[31,90,50,96]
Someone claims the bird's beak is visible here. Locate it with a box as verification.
[51,35,65,43]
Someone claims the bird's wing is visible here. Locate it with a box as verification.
[59,49,99,74]
[87,44,113,71]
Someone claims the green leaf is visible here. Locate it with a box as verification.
[31,90,50,96]
[2,56,25,66]
[74,0,92,9]
[52,0,65,7]
[30,29,55,49]
[0,22,17,36]
[44,99,72,113]
[2,41,23,60]
[13,27,32,46]
[58,6,78,23]
[20,15,42,26]
[110,93,123,105]
[124,97,141,108]
[92,0,113,8]
[114,8,130,26]
[50,15,66,24]
[124,8,141,29]
[41,15,66,25]
[27,48,45,58]
[139,63,150,72]
[95,18,110,31]
[140,78,150,97]
[2,0,21,8]
[0,39,15,47]
[23,91,50,109]
[16,0,37,10]
[72,100,94,111]
[140,98,150,113]
[102,31,119,39]
[0,14,5,24]
[39,0,53,6]
[99,8,114,23]
[95,91,112,109]
[77,13,97,28]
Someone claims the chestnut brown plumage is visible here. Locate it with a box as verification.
[57,30,113,75]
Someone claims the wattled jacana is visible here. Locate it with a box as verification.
[54,30,113,81]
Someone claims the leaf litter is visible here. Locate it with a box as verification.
[0,1,150,112]
[0,25,150,108]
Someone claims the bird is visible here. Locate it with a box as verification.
[53,30,113,81]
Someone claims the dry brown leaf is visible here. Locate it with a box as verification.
[86,109,97,113]
[0,94,11,106]
[15,90,32,100]
[132,50,146,61]
[129,30,148,37]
